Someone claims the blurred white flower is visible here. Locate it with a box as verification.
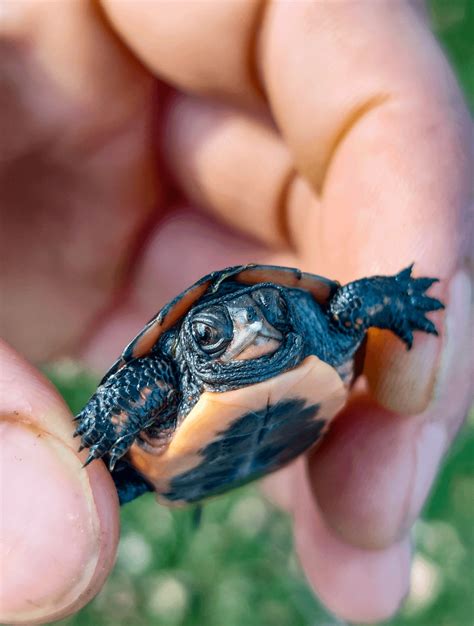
[405,554,443,614]
[147,575,188,622]
[229,494,268,537]
[117,531,152,575]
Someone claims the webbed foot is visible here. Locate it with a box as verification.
[74,353,178,470]
[73,388,146,470]
[389,265,445,348]
[328,264,444,352]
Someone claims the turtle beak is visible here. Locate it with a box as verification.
[256,319,283,341]
[220,315,283,363]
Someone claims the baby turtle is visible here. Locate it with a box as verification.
[74,264,443,505]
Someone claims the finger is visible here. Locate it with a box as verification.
[265,271,472,551]
[0,340,119,625]
[162,95,294,249]
[99,0,264,108]
[159,93,328,262]
[143,3,472,557]
[307,270,473,549]
[99,1,317,251]
[158,2,471,413]
[82,207,267,371]
[292,460,412,623]
[258,0,472,413]
[0,0,152,136]
[0,0,156,362]
[93,0,471,565]
[258,0,471,191]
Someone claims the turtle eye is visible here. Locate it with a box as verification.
[191,308,233,355]
[193,322,218,346]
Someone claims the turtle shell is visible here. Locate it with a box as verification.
[128,354,347,504]
[102,264,339,383]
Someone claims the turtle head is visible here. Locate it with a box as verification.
[179,286,304,391]
[191,288,287,362]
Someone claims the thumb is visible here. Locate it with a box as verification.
[0,340,119,624]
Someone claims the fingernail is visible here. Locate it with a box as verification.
[0,419,118,625]
[404,270,472,526]
[365,270,471,415]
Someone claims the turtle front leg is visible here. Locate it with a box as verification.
[327,265,444,357]
[74,353,179,470]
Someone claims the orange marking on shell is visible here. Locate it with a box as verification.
[235,267,335,304]
[127,356,348,503]
[131,281,212,359]
[130,319,161,360]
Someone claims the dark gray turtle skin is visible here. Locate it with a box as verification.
[74,264,443,505]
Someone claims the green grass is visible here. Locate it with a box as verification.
[48,3,473,624]
[429,0,474,109]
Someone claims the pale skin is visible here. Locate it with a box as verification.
[0,1,472,623]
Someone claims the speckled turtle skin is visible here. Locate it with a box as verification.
[74,264,443,505]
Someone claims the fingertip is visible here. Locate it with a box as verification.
[77,457,121,613]
[365,269,471,416]
[294,466,412,622]
[0,341,120,624]
[307,274,471,551]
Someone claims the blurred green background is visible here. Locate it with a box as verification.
[50,2,473,625]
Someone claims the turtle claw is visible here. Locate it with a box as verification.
[396,264,414,281]
[83,450,102,468]
[108,435,137,471]
[73,413,94,438]
[82,436,111,467]
[411,295,445,312]
[412,276,439,292]
[393,266,444,349]
[82,452,96,468]
[396,325,414,350]
[73,405,112,464]
[411,315,438,336]
[74,402,141,470]
[73,351,178,476]
[108,452,122,472]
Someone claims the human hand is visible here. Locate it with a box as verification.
[1,1,472,623]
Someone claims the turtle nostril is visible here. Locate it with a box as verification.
[246,307,259,323]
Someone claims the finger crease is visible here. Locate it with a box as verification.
[276,167,299,252]
[321,93,391,195]
[246,0,270,101]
